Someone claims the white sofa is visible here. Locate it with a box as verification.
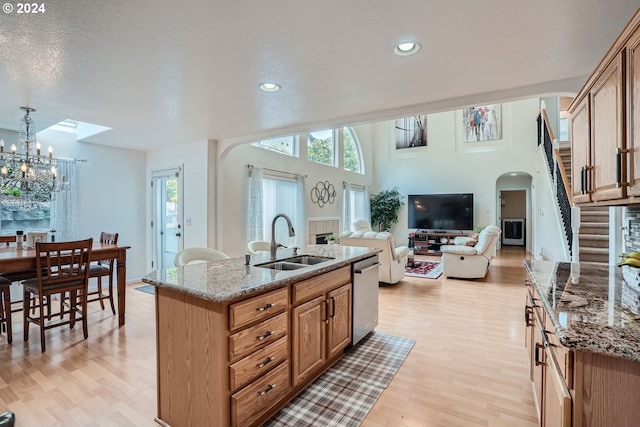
[339,230,409,284]
[439,225,502,279]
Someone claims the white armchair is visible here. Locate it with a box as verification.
[352,219,373,232]
[439,225,501,279]
[339,230,409,284]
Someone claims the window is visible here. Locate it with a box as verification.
[343,127,363,173]
[253,135,298,157]
[262,176,302,247]
[0,200,51,234]
[350,187,367,223]
[307,129,336,166]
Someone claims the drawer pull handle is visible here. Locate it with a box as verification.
[258,384,275,396]
[257,331,272,341]
[257,303,274,312]
[523,279,530,287]
[257,357,273,368]
[535,342,546,366]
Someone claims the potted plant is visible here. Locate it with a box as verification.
[325,234,337,245]
[370,187,405,232]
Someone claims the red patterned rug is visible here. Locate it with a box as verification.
[405,260,443,279]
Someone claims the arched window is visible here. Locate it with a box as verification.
[343,127,364,174]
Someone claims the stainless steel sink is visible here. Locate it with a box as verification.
[254,255,334,270]
[254,261,308,271]
[282,255,334,265]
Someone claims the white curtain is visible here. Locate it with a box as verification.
[247,166,264,244]
[50,159,78,242]
[364,186,371,225]
[342,182,352,232]
[294,175,307,248]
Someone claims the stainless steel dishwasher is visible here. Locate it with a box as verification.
[352,255,380,345]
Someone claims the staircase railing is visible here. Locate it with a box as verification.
[538,108,573,255]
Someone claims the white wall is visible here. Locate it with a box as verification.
[370,98,553,249]
[531,148,570,261]
[146,139,210,273]
[217,124,375,257]
[37,128,148,280]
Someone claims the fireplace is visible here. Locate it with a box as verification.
[316,233,332,244]
[308,217,340,245]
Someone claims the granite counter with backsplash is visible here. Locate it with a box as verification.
[524,259,640,362]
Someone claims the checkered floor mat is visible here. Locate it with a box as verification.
[265,331,415,427]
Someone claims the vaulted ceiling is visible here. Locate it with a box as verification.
[0,1,638,151]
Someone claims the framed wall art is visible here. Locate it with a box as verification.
[462,104,501,142]
[395,115,426,149]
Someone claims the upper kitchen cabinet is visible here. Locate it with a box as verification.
[569,8,640,205]
[625,22,640,197]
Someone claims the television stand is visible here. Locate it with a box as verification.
[412,231,468,255]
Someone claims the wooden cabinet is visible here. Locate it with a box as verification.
[625,23,640,196]
[570,96,591,204]
[155,263,357,427]
[291,266,351,387]
[412,231,466,255]
[524,279,573,426]
[569,9,640,205]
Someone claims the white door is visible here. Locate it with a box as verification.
[151,167,183,271]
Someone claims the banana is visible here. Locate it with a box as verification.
[625,251,640,260]
[619,257,640,268]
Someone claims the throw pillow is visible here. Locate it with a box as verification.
[464,233,479,246]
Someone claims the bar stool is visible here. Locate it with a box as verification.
[0,276,12,344]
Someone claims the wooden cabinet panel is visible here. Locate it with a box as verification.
[571,96,592,204]
[292,266,350,304]
[229,287,288,331]
[229,311,288,361]
[626,24,640,196]
[591,54,626,201]
[543,348,572,427]
[229,336,288,392]
[532,309,545,421]
[326,283,352,360]
[231,361,291,427]
[292,296,326,386]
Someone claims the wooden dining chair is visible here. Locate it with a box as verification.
[0,276,12,344]
[86,232,118,314]
[22,238,93,352]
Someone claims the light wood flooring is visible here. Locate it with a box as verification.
[0,247,536,426]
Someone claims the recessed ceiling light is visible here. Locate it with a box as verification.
[259,82,281,92]
[394,41,421,56]
[510,173,518,176]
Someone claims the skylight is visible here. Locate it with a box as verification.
[46,119,112,140]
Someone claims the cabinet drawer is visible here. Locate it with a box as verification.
[229,311,288,361]
[544,315,574,389]
[231,361,291,427]
[229,287,288,331]
[229,336,288,392]
[292,266,350,304]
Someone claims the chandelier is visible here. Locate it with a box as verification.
[0,107,65,204]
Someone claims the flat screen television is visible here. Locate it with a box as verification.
[407,193,474,231]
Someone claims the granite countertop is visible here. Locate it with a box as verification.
[524,259,640,362]
[142,245,380,304]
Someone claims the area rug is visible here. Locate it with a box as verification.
[405,260,443,279]
[134,284,155,295]
[265,331,415,427]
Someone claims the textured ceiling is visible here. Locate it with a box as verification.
[0,0,638,151]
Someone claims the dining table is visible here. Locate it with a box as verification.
[0,241,131,326]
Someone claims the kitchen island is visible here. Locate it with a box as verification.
[523,260,640,427]
[143,245,380,427]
